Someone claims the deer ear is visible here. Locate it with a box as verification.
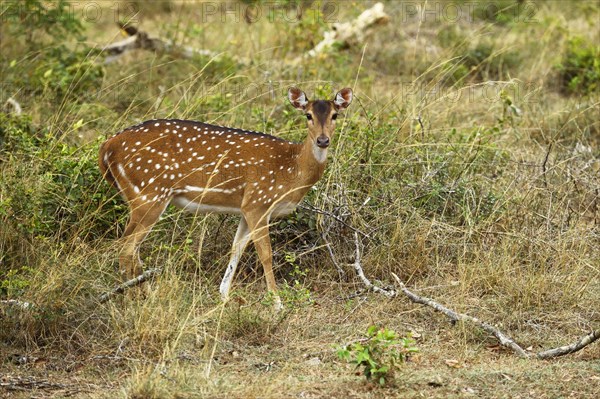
[333,88,353,110]
[288,87,308,110]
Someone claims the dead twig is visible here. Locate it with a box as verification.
[542,142,553,188]
[391,272,529,357]
[351,232,395,297]
[391,273,600,359]
[2,268,161,310]
[299,202,369,238]
[0,376,69,392]
[98,268,162,303]
[0,299,34,310]
[102,23,229,64]
[4,97,22,115]
[103,3,389,66]
[0,375,105,396]
[298,2,389,63]
[321,231,345,277]
[536,329,600,359]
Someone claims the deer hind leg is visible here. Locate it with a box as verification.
[245,212,282,311]
[120,200,168,279]
[219,216,251,301]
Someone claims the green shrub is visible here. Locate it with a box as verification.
[0,114,124,245]
[337,326,419,386]
[0,266,34,298]
[458,42,520,82]
[1,0,84,45]
[556,37,600,96]
[1,0,103,105]
[34,46,105,99]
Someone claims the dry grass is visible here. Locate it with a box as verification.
[1,0,599,398]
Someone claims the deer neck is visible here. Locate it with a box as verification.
[296,135,328,186]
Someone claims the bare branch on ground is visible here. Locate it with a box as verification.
[351,232,396,297]
[321,232,346,277]
[4,97,22,115]
[0,375,71,393]
[536,329,600,359]
[102,3,389,65]
[98,268,162,303]
[101,24,227,64]
[391,273,599,359]
[391,272,528,357]
[0,299,34,310]
[298,2,390,62]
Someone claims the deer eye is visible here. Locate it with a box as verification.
[305,114,313,121]
[332,114,338,120]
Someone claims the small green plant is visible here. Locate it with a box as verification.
[281,254,313,307]
[0,267,34,297]
[498,89,523,128]
[336,326,419,386]
[261,252,312,308]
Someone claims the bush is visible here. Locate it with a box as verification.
[0,114,124,252]
[1,0,84,45]
[456,42,520,83]
[337,326,419,386]
[556,37,600,96]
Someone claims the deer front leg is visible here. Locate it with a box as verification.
[245,212,282,311]
[219,216,251,301]
[120,201,168,279]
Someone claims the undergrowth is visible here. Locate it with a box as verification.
[0,1,598,397]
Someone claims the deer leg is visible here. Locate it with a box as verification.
[246,213,282,311]
[120,201,168,279]
[219,216,251,301]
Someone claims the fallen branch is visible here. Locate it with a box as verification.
[0,299,34,310]
[391,273,600,359]
[391,272,528,357]
[319,229,346,277]
[1,269,161,310]
[102,3,389,65]
[352,232,396,297]
[102,24,228,64]
[0,375,69,392]
[536,329,600,359]
[98,268,162,303]
[4,97,22,115]
[300,201,369,238]
[298,2,389,62]
[0,375,103,395]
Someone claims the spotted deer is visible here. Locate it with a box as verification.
[99,87,353,309]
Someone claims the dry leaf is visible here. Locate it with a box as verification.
[486,344,501,352]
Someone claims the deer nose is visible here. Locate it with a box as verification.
[316,135,330,148]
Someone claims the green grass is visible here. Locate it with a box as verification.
[1,1,599,397]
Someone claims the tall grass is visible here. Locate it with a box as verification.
[1,1,599,396]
